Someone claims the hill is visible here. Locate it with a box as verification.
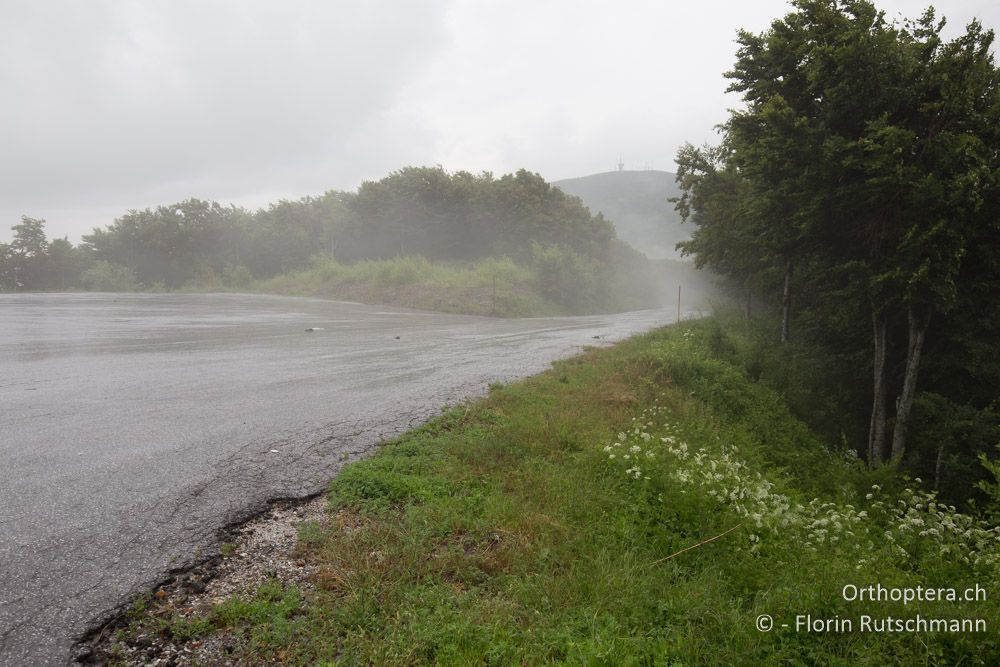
[553,170,688,260]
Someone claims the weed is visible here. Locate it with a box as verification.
[296,521,325,549]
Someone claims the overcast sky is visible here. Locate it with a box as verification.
[2,0,998,242]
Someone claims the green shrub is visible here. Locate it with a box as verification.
[223,264,253,288]
[529,242,608,313]
[80,260,140,292]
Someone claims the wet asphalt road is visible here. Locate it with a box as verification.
[0,293,677,665]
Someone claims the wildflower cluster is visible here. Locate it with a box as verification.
[602,405,862,553]
[867,483,1000,571]
[602,405,663,480]
[656,431,867,554]
[602,399,1000,573]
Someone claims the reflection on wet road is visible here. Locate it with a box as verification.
[0,293,678,664]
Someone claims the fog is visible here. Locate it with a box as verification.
[4,3,1000,662]
[3,0,997,242]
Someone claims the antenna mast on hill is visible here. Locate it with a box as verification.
[617,156,624,172]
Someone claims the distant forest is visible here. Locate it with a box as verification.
[0,167,662,314]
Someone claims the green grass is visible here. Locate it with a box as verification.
[109,319,1000,665]
[184,252,678,317]
[249,256,559,317]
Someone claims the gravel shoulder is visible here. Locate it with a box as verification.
[80,494,331,665]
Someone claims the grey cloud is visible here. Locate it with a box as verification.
[2,0,997,243]
[1,0,450,237]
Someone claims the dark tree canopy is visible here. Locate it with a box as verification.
[336,167,616,264]
[674,0,1000,500]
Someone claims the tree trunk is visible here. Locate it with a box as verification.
[934,443,945,491]
[890,305,931,463]
[781,257,793,343]
[868,310,888,465]
[745,286,752,319]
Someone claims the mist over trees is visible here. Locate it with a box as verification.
[0,216,90,292]
[81,199,250,288]
[674,0,1000,504]
[0,167,660,314]
[554,171,689,260]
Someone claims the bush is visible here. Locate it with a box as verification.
[223,264,253,289]
[529,242,607,312]
[80,260,140,292]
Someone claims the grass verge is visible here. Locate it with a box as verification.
[248,256,558,318]
[106,319,1000,665]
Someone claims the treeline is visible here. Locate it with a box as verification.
[674,0,1000,506]
[0,167,660,313]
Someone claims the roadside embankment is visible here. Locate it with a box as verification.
[92,318,1000,665]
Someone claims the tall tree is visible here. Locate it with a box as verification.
[83,199,249,287]
[45,237,86,290]
[0,242,15,290]
[674,143,765,316]
[676,0,1000,468]
[8,216,50,289]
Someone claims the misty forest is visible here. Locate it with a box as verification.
[4,0,1000,665]
[673,1,1000,506]
[0,168,664,316]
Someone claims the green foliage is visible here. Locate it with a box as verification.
[671,311,1000,510]
[80,260,139,292]
[44,237,88,290]
[8,166,661,315]
[10,216,48,260]
[0,216,57,290]
[221,263,253,289]
[249,250,663,317]
[82,199,249,289]
[181,266,224,291]
[529,242,606,312]
[296,521,325,549]
[905,394,1000,505]
[675,0,1000,487]
[0,242,14,290]
[329,454,450,512]
[338,167,616,264]
[209,580,302,629]
[0,218,89,291]
[244,192,344,277]
[976,445,1000,523]
[642,321,867,499]
[253,254,557,316]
